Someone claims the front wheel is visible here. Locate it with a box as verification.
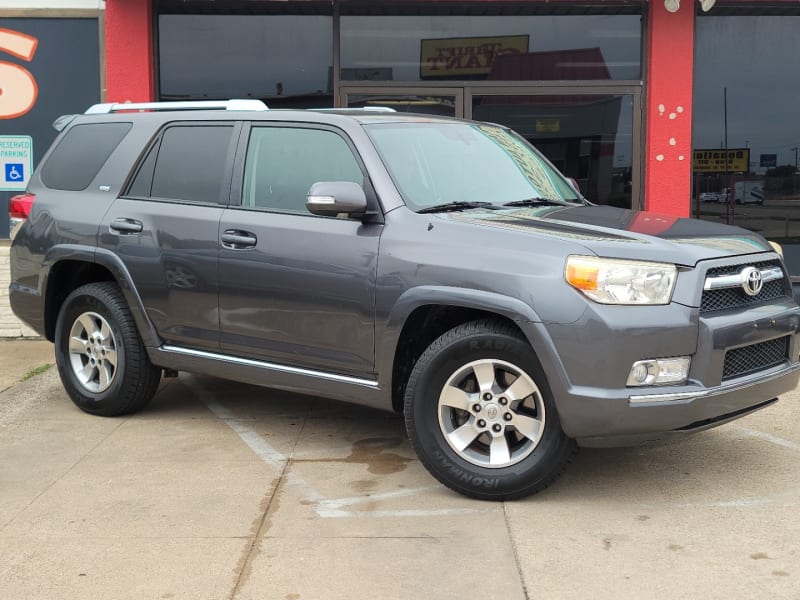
[55,282,162,416]
[404,319,576,500]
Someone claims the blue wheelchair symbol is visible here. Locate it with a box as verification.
[5,163,24,182]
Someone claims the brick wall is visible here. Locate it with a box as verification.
[0,245,39,338]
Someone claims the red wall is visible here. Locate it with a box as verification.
[105,0,153,103]
[644,1,695,217]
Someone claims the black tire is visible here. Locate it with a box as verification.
[404,319,576,500]
[54,282,162,416]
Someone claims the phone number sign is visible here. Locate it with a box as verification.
[0,135,33,191]
[693,148,749,173]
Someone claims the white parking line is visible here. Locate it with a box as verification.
[184,376,484,518]
[733,427,800,451]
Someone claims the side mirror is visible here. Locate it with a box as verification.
[306,181,367,218]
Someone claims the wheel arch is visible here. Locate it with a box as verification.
[41,246,161,348]
[379,286,545,413]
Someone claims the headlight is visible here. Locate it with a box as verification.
[565,256,677,305]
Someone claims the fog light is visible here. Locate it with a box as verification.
[627,357,690,387]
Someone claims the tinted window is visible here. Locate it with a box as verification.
[242,127,363,212]
[41,122,131,191]
[150,125,233,203]
[159,15,333,108]
[127,141,159,198]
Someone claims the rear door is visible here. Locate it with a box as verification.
[99,121,239,351]
[218,122,381,378]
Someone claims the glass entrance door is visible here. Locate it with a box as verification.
[469,90,640,209]
[339,85,641,209]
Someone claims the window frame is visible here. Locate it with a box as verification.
[121,120,242,206]
[229,121,381,218]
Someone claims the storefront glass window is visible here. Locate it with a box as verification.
[693,16,800,275]
[340,15,641,83]
[473,94,635,208]
[158,16,334,107]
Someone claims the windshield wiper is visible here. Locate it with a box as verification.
[502,197,572,207]
[417,201,499,214]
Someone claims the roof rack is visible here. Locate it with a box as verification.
[312,107,397,113]
[84,99,269,114]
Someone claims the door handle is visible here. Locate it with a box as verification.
[221,229,257,249]
[110,218,143,234]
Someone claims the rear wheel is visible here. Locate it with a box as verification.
[55,282,161,416]
[404,319,576,500]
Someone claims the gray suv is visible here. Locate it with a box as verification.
[9,100,800,500]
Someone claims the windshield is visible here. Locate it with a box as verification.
[365,122,582,211]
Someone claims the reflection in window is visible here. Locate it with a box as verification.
[693,16,800,275]
[474,95,634,208]
[366,122,580,210]
[242,127,363,213]
[341,15,641,82]
[158,15,333,107]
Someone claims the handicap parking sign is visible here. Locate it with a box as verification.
[5,163,24,183]
[0,135,33,191]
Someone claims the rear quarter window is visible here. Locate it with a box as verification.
[41,122,132,191]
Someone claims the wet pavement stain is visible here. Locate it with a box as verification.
[351,479,378,492]
[292,437,414,475]
[348,438,414,475]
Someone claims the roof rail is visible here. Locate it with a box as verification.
[312,107,397,113]
[84,99,269,114]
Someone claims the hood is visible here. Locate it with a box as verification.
[438,204,773,266]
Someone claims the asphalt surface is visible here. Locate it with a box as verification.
[1,340,800,599]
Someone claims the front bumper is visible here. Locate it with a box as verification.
[568,362,799,447]
[518,294,800,448]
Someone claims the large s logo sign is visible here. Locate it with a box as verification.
[0,28,39,119]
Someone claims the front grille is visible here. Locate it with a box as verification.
[705,260,779,278]
[701,260,789,313]
[701,279,786,312]
[722,336,789,381]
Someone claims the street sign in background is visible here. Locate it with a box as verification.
[0,136,33,192]
[693,148,750,173]
[760,153,778,168]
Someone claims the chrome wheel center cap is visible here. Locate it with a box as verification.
[484,403,501,422]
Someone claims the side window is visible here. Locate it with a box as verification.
[129,125,234,204]
[242,126,364,213]
[41,122,132,191]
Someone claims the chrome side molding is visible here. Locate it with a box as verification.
[160,345,379,388]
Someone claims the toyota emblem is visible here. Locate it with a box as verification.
[741,266,763,296]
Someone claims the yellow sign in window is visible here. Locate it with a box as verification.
[420,35,529,79]
[693,149,750,173]
[536,119,560,133]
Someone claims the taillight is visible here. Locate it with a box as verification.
[9,193,35,220]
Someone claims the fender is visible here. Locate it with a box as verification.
[39,245,162,348]
[376,285,546,390]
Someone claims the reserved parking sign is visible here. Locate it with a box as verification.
[0,135,33,191]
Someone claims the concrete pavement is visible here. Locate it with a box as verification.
[1,341,799,599]
[0,339,52,393]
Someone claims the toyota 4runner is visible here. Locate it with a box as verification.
[8,100,800,500]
